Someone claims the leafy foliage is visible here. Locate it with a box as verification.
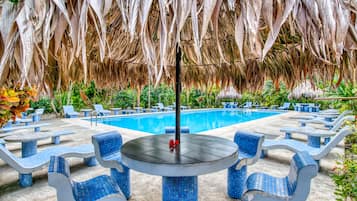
[0,86,37,127]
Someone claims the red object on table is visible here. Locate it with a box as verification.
[175,140,180,145]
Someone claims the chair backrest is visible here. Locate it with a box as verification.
[286,151,318,200]
[157,103,164,109]
[35,108,44,115]
[246,102,252,107]
[164,126,190,134]
[317,126,355,158]
[92,131,123,159]
[332,110,353,124]
[93,104,104,111]
[48,156,75,201]
[234,131,264,158]
[331,115,355,131]
[63,105,74,114]
[284,102,291,107]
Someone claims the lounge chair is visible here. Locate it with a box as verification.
[157,103,173,111]
[93,104,111,116]
[242,151,318,201]
[241,102,252,109]
[92,131,131,199]
[299,111,354,127]
[228,131,264,199]
[293,103,303,111]
[262,126,355,163]
[48,156,126,201]
[63,105,80,118]
[164,126,190,134]
[284,115,355,141]
[278,102,290,110]
[0,144,96,187]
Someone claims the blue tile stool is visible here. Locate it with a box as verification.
[242,151,318,201]
[48,156,126,201]
[228,131,264,199]
[92,131,131,199]
[162,176,197,201]
[164,126,190,134]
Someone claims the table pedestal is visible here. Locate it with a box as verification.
[83,111,91,117]
[83,157,97,167]
[307,136,321,148]
[20,141,37,187]
[19,173,32,187]
[227,165,247,199]
[111,167,131,199]
[162,176,197,201]
[22,141,37,157]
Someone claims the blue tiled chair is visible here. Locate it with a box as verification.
[48,156,126,201]
[164,126,190,134]
[242,151,318,201]
[93,104,111,116]
[278,102,291,110]
[0,144,96,187]
[63,105,80,118]
[262,126,355,167]
[92,131,131,199]
[228,131,264,199]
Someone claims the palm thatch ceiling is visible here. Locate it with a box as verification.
[0,0,357,93]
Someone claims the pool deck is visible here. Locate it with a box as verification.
[0,110,341,200]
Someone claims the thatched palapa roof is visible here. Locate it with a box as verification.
[0,0,357,92]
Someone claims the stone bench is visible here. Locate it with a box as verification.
[0,143,96,187]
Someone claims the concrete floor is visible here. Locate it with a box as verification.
[0,110,341,201]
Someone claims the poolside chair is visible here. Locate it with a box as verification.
[262,126,355,164]
[241,151,318,201]
[157,103,173,111]
[282,115,355,143]
[293,103,303,111]
[92,131,131,199]
[93,104,111,116]
[299,110,354,128]
[241,102,252,109]
[0,144,96,187]
[228,131,264,199]
[48,156,127,201]
[278,102,290,110]
[62,105,80,118]
[164,126,190,134]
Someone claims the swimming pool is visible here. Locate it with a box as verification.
[94,109,281,134]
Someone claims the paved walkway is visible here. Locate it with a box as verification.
[0,110,340,200]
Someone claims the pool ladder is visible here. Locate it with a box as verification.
[90,111,102,127]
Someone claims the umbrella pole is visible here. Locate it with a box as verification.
[175,44,181,143]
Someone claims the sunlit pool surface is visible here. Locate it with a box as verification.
[94,109,281,134]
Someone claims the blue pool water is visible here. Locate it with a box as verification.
[95,109,280,134]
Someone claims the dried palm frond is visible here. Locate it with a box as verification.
[0,0,357,93]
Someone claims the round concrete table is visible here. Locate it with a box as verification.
[121,134,238,201]
[280,127,336,148]
[80,109,92,117]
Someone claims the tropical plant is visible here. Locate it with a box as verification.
[0,86,37,127]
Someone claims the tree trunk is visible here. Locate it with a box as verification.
[66,82,73,105]
[137,86,141,107]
